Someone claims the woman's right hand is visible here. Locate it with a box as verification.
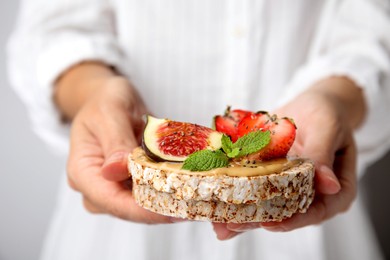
[56,63,178,223]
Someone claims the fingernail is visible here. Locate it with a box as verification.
[103,152,127,166]
[263,226,285,232]
[170,217,187,223]
[260,222,286,232]
[227,223,260,232]
[319,165,341,193]
[218,231,239,240]
[225,231,240,240]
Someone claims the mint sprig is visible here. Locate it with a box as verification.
[223,130,271,158]
[182,150,229,171]
[182,130,271,171]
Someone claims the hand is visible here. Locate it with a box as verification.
[213,77,364,239]
[66,76,176,223]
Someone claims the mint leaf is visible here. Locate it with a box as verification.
[181,131,270,172]
[221,134,233,154]
[233,130,271,157]
[227,147,240,158]
[221,134,240,158]
[182,150,229,171]
[222,131,271,158]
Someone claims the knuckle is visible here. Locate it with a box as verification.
[66,158,77,180]
[340,191,356,213]
[340,203,351,213]
[82,197,101,214]
[66,159,80,191]
[107,204,122,218]
[104,195,128,220]
[107,205,129,221]
[276,224,289,232]
[339,197,352,213]
[314,199,328,223]
[67,177,79,191]
[340,179,357,213]
[143,214,159,225]
[349,181,358,201]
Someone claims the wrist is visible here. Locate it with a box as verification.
[54,62,123,120]
[307,76,367,129]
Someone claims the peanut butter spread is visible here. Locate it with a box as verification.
[131,147,304,177]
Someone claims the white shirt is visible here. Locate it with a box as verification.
[7,0,390,259]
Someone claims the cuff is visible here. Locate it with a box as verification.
[36,33,124,90]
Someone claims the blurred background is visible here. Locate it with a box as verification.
[0,1,64,260]
[0,1,389,260]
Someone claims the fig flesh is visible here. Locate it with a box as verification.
[142,116,223,162]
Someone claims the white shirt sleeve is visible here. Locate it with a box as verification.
[279,0,390,171]
[7,0,124,154]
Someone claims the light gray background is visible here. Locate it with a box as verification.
[0,1,389,260]
[0,1,64,260]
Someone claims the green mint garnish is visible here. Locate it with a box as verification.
[221,134,234,154]
[227,147,240,158]
[182,150,229,171]
[230,130,271,157]
[182,130,271,172]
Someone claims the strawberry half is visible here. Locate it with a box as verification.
[214,106,252,142]
[237,112,296,160]
[236,111,270,138]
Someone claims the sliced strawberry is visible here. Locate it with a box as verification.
[253,118,296,160]
[236,111,270,138]
[214,107,252,142]
[214,115,237,140]
[238,113,296,160]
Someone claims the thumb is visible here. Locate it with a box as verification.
[296,130,341,195]
[102,151,131,181]
[315,164,341,195]
[98,108,141,181]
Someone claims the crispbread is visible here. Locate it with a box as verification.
[128,152,315,223]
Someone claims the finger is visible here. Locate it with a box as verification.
[296,125,341,195]
[226,222,261,232]
[91,104,139,181]
[101,151,131,181]
[290,140,340,195]
[99,183,181,224]
[212,223,240,240]
[260,199,327,232]
[68,120,104,190]
[332,134,357,211]
[69,123,178,224]
[261,137,357,232]
[225,171,339,232]
[77,166,179,223]
[95,102,139,152]
[314,164,341,195]
[82,186,178,224]
[99,106,147,181]
[67,176,79,191]
[83,196,104,214]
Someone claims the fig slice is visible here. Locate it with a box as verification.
[142,115,223,162]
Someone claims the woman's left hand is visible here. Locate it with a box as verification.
[213,77,365,240]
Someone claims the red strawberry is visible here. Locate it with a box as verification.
[214,106,252,142]
[238,112,296,160]
[236,111,270,138]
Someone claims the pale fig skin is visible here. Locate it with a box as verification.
[142,136,166,162]
[142,116,173,162]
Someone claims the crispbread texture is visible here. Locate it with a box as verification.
[129,157,315,223]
